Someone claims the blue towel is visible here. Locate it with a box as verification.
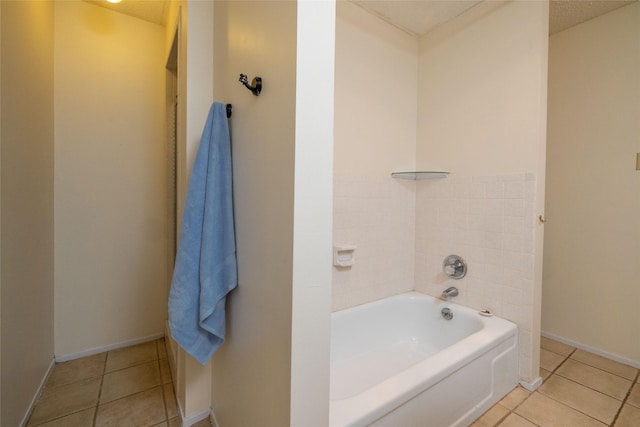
[168,102,237,365]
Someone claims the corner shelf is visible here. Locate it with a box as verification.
[391,171,449,180]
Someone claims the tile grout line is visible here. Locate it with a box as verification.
[491,342,638,427]
[495,385,539,426]
[491,345,570,426]
[536,348,619,426]
[158,339,171,424]
[549,346,639,410]
[92,352,109,426]
[26,355,109,427]
[610,369,640,426]
[491,405,510,426]
[535,385,612,426]
[566,349,638,382]
[542,374,627,423]
[546,346,576,375]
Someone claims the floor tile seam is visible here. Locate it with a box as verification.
[104,358,160,374]
[507,391,544,427]
[545,373,627,403]
[93,350,109,426]
[627,374,640,409]
[28,400,99,427]
[537,383,619,426]
[491,403,514,426]
[496,408,541,427]
[98,367,163,406]
[27,376,103,426]
[560,357,636,382]
[156,339,170,425]
[494,387,536,426]
[569,354,638,381]
[27,407,97,427]
[42,374,104,391]
[540,345,575,358]
[547,348,574,375]
[611,370,640,426]
[97,384,165,409]
[160,368,170,424]
[552,369,632,401]
[98,384,162,406]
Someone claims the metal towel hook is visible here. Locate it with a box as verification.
[239,74,262,96]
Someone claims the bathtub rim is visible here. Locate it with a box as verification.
[329,291,518,427]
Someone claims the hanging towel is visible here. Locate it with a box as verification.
[168,102,237,365]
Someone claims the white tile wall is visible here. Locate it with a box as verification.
[414,173,537,379]
[332,176,416,311]
[332,172,537,380]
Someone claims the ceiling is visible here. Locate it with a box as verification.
[352,0,638,37]
[85,0,637,36]
[548,0,635,34]
[84,0,169,26]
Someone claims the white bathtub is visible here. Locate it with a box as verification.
[330,292,518,427]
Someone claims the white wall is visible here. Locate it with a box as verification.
[0,1,55,425]
[415,1,549,383]
[543,2,640,364]
[210,1,298,425]
[333,2,418,310]
[334,2,417,178]
[1,5,3,420]
[417,1,548,176]
[290,2,335,424]
[54,1,167,357]
[163,1,217,420]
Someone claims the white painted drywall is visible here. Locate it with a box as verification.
[334,2,418,178]
[290,2,335,425]
[416,1,549,383]
[543,2,640,364]
[0,1,55,425]
[209,1,298,425]
[417,1,548,177]
[54,1,167,357]
[333,2,418,310]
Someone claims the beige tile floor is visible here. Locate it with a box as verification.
[472,336,640,427]
[26,336,640,427]
[25,338,213,427]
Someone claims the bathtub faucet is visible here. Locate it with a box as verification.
[441,286,459,299]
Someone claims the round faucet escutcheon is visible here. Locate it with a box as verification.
[443,255,467,279]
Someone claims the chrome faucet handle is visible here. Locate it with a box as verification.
[443,255,467,279]
[444,262,460,276]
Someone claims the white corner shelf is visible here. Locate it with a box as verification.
[391,171,449,180]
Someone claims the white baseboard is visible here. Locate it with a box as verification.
[519,376,542,391]
[541,331,640,369]
[210,408,220,427]
[20,357,55,427]
[55,333,165,362]
[178,403,213,426]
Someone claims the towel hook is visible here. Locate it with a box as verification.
[239,74,262,96]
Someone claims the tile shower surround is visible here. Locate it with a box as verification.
[333,176,416,311]
[333,173,538,380]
